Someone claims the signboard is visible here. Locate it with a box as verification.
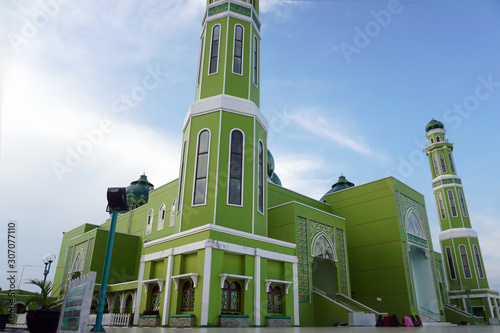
[57,271,96,333]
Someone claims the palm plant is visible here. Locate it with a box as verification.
[25,279,59,310]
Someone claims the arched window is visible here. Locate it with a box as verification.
[233,25,243,75]
[228,130,244,205]
[459,245,472,279]
[157,204,166,231]
[181,281,195,311]
[177,141,187,213]
[407,211,424,238]
[253,36,258,86]
[145,209,154,235]
[458,190,467,217]
[150,285,161,311]
[267,286,282,313]
[258,140,264,213]
[439,153,447,173]
[448,153,455,173]
[169,199,176,227]
[448,190,458,217]
[193,130,210,205]
[446,247,456,280]
[430,138,434,144]
[432,155,440,176]
[221,281,241,313]
[473,245,484,278]
[72,253,82,273]
[436,136,441,142]
[437,192,446,219]
[209,25,220,74]
[312,234,335,260]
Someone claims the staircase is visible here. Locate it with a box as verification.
[312,288,385,326]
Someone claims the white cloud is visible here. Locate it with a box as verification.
[283,107,376,156]
[273,151,345,200]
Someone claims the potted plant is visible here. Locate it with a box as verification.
[25,279,61,333]
[0,295,11,331]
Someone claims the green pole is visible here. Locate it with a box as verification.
[467,292,476,325]
[91,209,118,332]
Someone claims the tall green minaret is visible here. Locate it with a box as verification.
[173,0,268,236]
[425,120,489,292]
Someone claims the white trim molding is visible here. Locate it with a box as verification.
[171,273,199,290]
[265,279,292,294]
[184,94,268,132]
[144,223,296,249]
[142,278,164,293]
[440,228,478,242]
[220,273,253,290]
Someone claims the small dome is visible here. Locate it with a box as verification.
[267,149,275,178]
[126,174,154,209]
[425,119,444,132]
[320,175,354,202]
[270,172,282,186]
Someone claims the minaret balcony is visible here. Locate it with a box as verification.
[203,0,261,34]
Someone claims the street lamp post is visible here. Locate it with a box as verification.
[91,187,127,333]
[377,297,382,313]
[465,289,476,325]
[42,254,56,297]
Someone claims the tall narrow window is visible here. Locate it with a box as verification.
[458,190,468,217]
[432,155,440,176]
[197,37,205,85]
[221,281,241,313]
[177,141,187,213]
[150,285,161,311]
[253,36,258,86]
[233,25,243,75]
[437,192,446,219]
[157,204,166,231]
[448,153,455,173]
[145,209,154,235]
[193,130,210,205]
[473,245,484,278]
[439,153,447,173]
[181,281,195,312]
[228,130,244,205]
[446,247,456,280]
[448,190,458,217]
[258,141,263,213]
[169,199,176,227]
[436,136,441,142]
[459,245,472,278]
[430,138,434,144]
[209,25,220,74]
[267,286,283,313]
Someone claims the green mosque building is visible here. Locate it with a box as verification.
[51,0,499,327]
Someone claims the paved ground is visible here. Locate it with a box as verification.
[85,326,500,333]
[5,325,500,333]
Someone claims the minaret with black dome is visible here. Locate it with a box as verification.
[425,119,498,320]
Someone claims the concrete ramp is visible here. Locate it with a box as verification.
[312,288,384,326]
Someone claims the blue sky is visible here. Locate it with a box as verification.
[1,0,499,293]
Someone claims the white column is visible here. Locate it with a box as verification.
[462,297,468,313]
[254,255,261,326]
[161,255,174,326]
[292,262,300,326]
[488,296,495,320]
[133,261,146,325]
[200,245,213,326]
[120,292,126,313]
